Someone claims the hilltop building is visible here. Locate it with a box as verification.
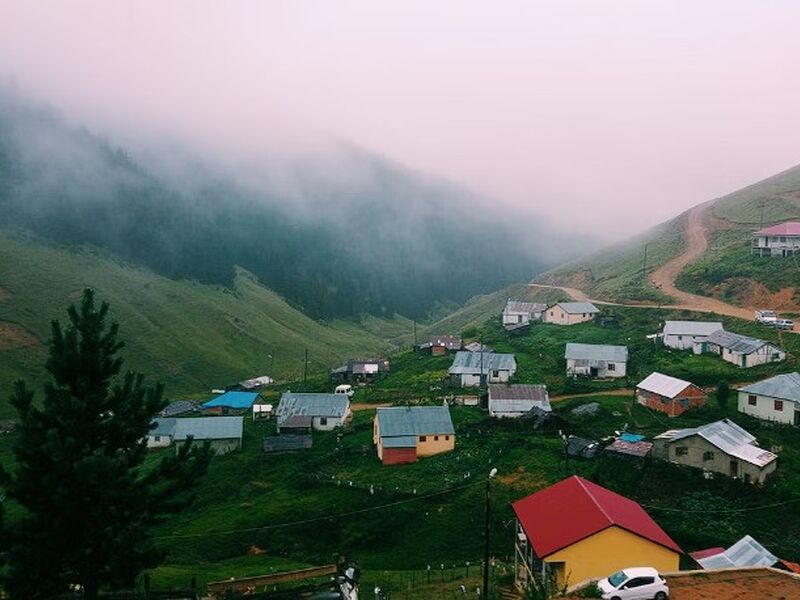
[374,405,455,465]
[653,419,777,484]
[512,476,681,589]
[661,320,723,351]
[636,372,706,417]
[275,392,351,433]
[420,335,462,355]
[738,373,800,426]
[564,343,628,378]
[543,302,600,326]
[448,351,517,387]
[488,384,550,418]
[752,222,800,257]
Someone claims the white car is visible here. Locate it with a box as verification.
[774,319,795,330]
[597,567,669,600]
[755,309,778,325]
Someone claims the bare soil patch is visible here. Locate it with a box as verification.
[496,466,548,492]
[0,321,44,351]
[666,569,800,599]
[712,279,800,312]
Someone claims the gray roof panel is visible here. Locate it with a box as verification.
[739,372,800,403]
[565,343,628,362]
[707,330,770,354]
[663,320,724,336]
[449,351,516,375]
[276,392,350,427]
[171,416,243,441]
[555,302,600,314]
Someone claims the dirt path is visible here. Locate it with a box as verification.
[550,389,632,403]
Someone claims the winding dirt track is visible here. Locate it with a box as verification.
[531,203,798,333]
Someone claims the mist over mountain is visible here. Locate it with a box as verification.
[0,90,579,320]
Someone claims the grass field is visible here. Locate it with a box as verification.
[7,304,787,593]
[0,228,415,417]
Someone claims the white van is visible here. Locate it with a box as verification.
[335,384,354,398]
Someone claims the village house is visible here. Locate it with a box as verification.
[464,341,493,354]
[420,335,462,355]
[148,416,244,454]
[652,419,777,484]
[202,391,260,415]
[373,405,455,465]
[275,392,351,433]
[502,300,548,330]
[661,320,723,351]
[752,221,800,257]
[448,351,517,387]
[564,343,628,378]
[513,476,681,590]
[702,330,785,368]
[543,302,600,326]
[331,358,390,383]
[488,384,550,418]
[738,372,800,426]
[636,372,707,417]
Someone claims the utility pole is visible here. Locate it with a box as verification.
[479,333,485,390]
[303,349,308,389]
[642,243,648,280]
[483,468,498,598]
[413,320,417,348]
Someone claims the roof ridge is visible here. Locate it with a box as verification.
[574,476,614,528]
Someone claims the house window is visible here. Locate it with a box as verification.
[492,370,500,379]
[419,435,427,442]
[445,435,450,441]
[154,436,161,443]
[319,417,328,426]
[675,446,688,457]
[678,335,683,341]
[679,399,689,407]
[748,395,757,406]
[608,363,616,371]
[775,400,784,412]
[772,353,781,362]
[434,435,439,441]
[703,451,715,461]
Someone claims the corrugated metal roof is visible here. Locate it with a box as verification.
[376,406,455,437]
[512,476,682,558]
[739,372,800,403]
[488,384,551,413]
[663,320,724,336]
[160,400,199,417]
[605,439,653,458]
[382,435,418,448]
[170,416,243,441]
[554,302,600,314]
[655,419,776,467]
[203,391,259,409]
[697,535,778,569]
[151,418,176,437]
[637,372,694,399]
[754,221,800,236]
[276,392,350,427]
[708,330,770,354]
[464,342,494,353]
[448,351,516,375]
[504,300,548,314]
[565,343,628,362]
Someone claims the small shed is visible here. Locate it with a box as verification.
[636,372,706,417]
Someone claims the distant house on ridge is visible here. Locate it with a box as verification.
[503,300,548,330]
[543,302,600,326]
[752,222,800,257]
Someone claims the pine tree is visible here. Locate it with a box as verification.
[0,289,211,599]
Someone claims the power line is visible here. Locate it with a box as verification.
[642,496,800,514]
[155,480,482,541]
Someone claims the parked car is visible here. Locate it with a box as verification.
[755,309,778,325]
[335,384,354,398]
[597,567,669,600]
[774,319,795,330]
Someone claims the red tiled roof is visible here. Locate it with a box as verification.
[511,475,682,558]
[755,222,800,236]
[779,559,800,574]
[690,547,725,561]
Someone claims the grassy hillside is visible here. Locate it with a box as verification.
[536,215,685,303]
[0,228,404,416]
[537,162,800,308]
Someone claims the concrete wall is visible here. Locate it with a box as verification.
[503,311,531,326]
[738,391,799,425]
[147,434,172,449]
[312,411,349,431]
[715,345,786,368]
[544,306,596,326]
[654,434,776,484]
[416,433,455,457]
[636,385,706,417]
[543,526,680,589]
[664,333,712,350]
[456,370,512,387]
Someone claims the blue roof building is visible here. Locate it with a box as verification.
[203,391,260,411]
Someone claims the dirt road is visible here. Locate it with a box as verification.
[531,203,799,332]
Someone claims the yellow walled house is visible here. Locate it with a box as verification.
[512,476,681,590]
[374,406,455,465]
[543,302,600,326]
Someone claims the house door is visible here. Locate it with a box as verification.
[590,367,598,377]
[730,460,739,477]
[794,411,800,427]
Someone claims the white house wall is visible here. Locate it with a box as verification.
[664,333,712,350]
[738,391,798,425]
[566,359,627,378]
[147,435,172,449]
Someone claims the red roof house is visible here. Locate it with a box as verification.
[512,476,681,589]
[753,222,800,257]
[754,222,800,237]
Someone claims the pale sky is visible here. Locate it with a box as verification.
[1,1,799,238]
